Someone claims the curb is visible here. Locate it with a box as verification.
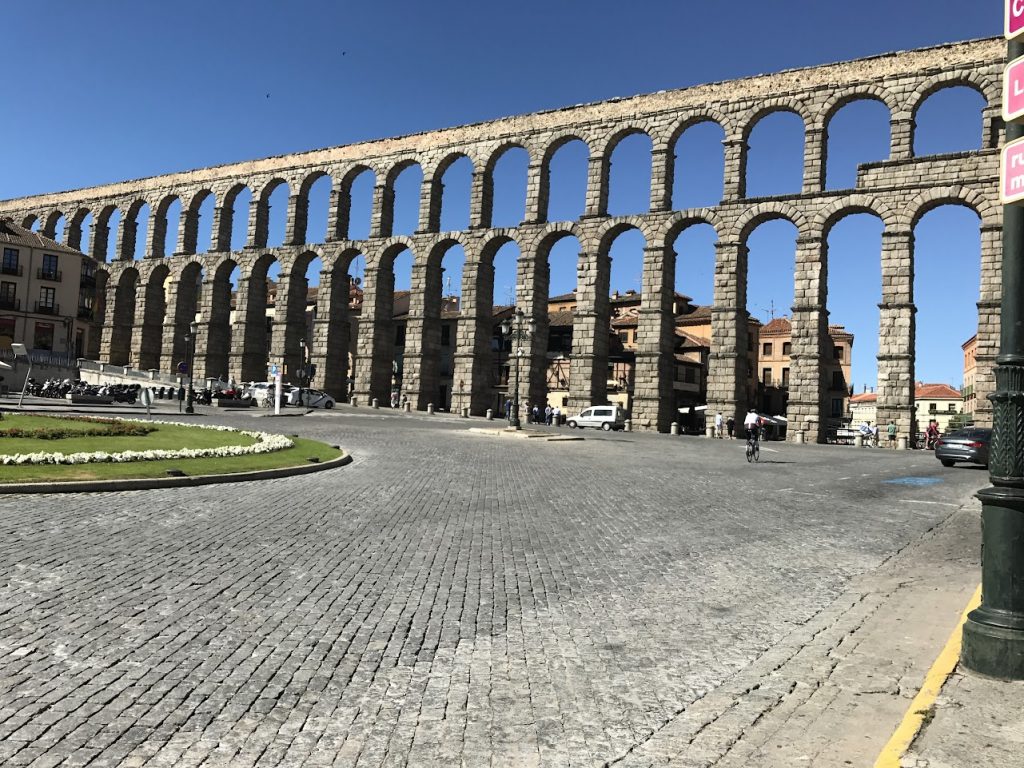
[0,452,352,494]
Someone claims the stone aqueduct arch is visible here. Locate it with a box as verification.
[0,38,1004,439]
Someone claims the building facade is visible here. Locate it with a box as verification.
[0,219,97,360]
[962,333,977,419]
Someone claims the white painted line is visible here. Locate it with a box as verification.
[899,499,959,508]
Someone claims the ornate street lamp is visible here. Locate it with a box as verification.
[500,309,537,430]
[184,321,198,414]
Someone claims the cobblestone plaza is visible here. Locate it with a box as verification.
[0,409,984,766]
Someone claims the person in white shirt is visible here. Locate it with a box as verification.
[743,409,761,441]
[714,411,724,439]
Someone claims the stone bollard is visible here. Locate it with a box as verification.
[854,434,863,448]
[372,398,379,409]
[461,406,469,418]
[795,431,805,445]
[486,408,493,420]
[705,426,715,438]
[427,403,434,415]
[351,396,358,407]
[624,419,632,432]
[403,401,411,413]
[898,436,908,450]
[671,422,679,436]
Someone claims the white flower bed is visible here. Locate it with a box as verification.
[0,418,294,466]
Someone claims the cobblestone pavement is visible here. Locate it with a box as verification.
[0,406,987,767]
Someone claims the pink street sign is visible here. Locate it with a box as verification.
[1004,57,1024,123]
[1001,137,1024,205]
[1009,0,1024,41]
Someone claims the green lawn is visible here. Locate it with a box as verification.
[0,414,343,483]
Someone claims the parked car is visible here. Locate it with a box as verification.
[288,388,336,409]
[934,427,992,468]
[566,405,626,431]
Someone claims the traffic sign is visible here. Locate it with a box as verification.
[177,361,188,374]
[1006,57,1024,124]
[1009,0,1024,42]
[1000,136,1024,204]
[140,387,154,406]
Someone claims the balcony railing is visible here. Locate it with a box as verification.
[77,306,94,321]
[1,263,22,276]
[80,272,96,286]
[0,297,20,311]
[37,268,62,282]
[34,302,59,316]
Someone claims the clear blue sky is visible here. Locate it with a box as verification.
[0,1,1000,391]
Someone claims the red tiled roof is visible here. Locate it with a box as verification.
[850,392,877,404]
[761,317,792,334]
[916,383,961,399]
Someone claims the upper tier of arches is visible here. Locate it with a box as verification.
[6,43,1002,263]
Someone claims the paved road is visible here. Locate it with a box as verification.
[0,405,986,767]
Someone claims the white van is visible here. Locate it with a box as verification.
[567,405,626,431]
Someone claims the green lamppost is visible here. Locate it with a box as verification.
[961,25,1024,679]
[501,308,536,430]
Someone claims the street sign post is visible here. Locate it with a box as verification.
[961,9,1024,679]
[1008,0,1024,41]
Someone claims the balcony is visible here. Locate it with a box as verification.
[77,306,95,321]
[0,297,20,311]
[37,268,62,282]
[80,272,96,287]
[1,263,22,277]
[34,302,59,316]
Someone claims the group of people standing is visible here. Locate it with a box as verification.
[713,411,736,439]
[504,400,563,426]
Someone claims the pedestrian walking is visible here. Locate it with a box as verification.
[390,391,399,409]
[726,416,735,439]
[545,405,553,426]
[715,411,724,439]
[532,404,540,424]
[553,405,561,426]
[505,399,513,420]
[887,420,897,448]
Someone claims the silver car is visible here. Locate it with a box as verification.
[934,428,991,468]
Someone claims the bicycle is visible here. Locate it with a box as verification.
[745,427,760,463]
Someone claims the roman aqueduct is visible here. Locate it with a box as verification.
[0,37,1004,438]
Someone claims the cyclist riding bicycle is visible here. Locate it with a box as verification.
[743,409,761,442]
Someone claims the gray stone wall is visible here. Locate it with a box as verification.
[0,37,1004,438]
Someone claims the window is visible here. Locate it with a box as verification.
[0,281,15,308]
[75,328,85,358]
[618,330,629,343]
[39,286,56,309]
[781,367,790,387]
[395,324,405,346]
[1,248,18,275]
[34,321,54,351]
[441,324,451,346]
[948,403,956,412]
[762,342,773,357]
[782,341,791,356]
[683,366,696,384]
[831,371,844,390]
[762,368,772,386]
[0,316,14,341]
[929,402,937,413]
[834,345,843,361]
[831,398,843,417]
[42,253,58,277]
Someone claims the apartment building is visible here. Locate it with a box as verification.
[0,218,97,359]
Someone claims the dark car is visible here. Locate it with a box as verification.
[934,428,992,468]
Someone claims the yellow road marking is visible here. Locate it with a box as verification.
[874,584,982,768]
